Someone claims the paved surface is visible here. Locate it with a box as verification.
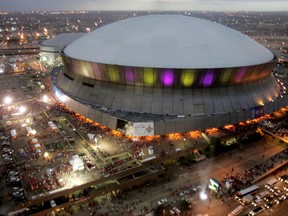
[59,134,286,216]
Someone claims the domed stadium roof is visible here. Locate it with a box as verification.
[64,14,274,69]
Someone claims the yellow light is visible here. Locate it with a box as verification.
[181,69,195,87]
[107,65,119,82]
[144,68,156,85]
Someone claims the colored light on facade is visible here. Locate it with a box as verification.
[202,70,215,87]
[181,69,195,87]
[92,63,102,80]
[144,68,156,85]
[234,67,247,83]
[221,68,233,84]
[161,69,174,86]
[124,66,135,83]
[107,65,119,82]
[80,61,92,78]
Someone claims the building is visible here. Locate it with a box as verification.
[40,33,85,66]
[51,14,286,136]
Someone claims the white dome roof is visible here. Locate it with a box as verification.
[64,14,274,68]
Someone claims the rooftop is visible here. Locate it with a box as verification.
[64,14,274,69]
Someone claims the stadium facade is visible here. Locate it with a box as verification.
[50,14,286,136]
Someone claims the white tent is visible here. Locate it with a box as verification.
[31,138,38,143]
[26,127,32,134]
[87,133,95,140]
[10,129,17,137]
[48,121,58,130]
[69,155,84,171]
[34,143,41,148]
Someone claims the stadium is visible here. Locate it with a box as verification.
[51,14,286,136]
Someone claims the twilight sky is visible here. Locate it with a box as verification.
[0,0,287,11]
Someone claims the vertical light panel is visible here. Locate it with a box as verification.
[181,69,196,87]
[201,69,215,87]
[91,63,102,80]
[72,60,81,76]
[124,66,135,84]
[234,67,246,84]
[79,61,91,78]
[144,68,156,86]
[107,65,119,82]
[248,66,260,82]
[161,69,174,86]
[220,68,233,85]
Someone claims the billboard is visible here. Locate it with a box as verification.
[131,122,154,137]
[208,178,220,193]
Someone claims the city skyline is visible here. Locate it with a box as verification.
[1,0,288,12]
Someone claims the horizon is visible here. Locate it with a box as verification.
[1,0,288,12]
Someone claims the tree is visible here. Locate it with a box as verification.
[178,199,192,212]
[153,205,169,216]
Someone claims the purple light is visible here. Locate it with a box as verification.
[161,69,174,86]
[234,67,246,83]
[92,63,102,80]
[202,70,214,87]
[124,67,135,82]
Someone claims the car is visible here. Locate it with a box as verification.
[157,198,168,206]
[278,174,288,183]
[275,194,287,204]
[12,191,23,197]
[12,187,23,191]
[50,199,56,208]
[255,191,269,200]
[4,157,13,162]
[9,172,18,176]
[9,170,18,175]
[252,198,263,207]
[249,206,264,216]
[272,187,282,196]
[172,207,181,215]
[10,177,20,182]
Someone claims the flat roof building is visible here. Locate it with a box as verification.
[40,33,85,66]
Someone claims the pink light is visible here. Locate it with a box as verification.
[161,69,174,86]
[234,67,247,84]
[124,67,135,82]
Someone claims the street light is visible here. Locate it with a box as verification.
[19,106,26,114]
[3,96,12,105]
[44,152,49,158]
[200,192,208,200]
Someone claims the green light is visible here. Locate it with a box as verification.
[181,69,195,87]
[221,68,233,84]
[144,68,156,85]
[107,65,119,82]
